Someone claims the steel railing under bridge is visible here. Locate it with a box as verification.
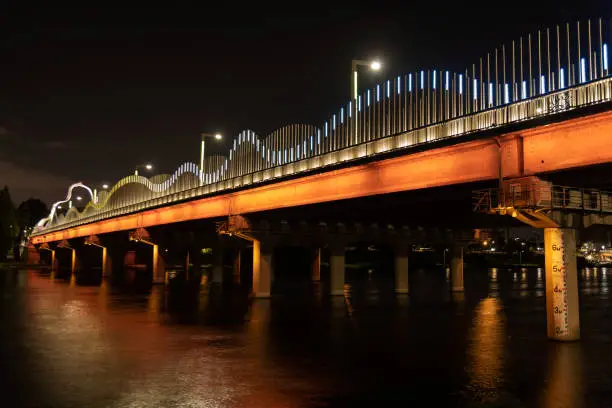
[473,180,612,214]
[34,77,612,236]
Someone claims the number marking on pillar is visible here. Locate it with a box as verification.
[550,233,570,336]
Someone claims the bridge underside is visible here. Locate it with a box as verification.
[32,110,612,244]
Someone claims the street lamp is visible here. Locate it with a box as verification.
[200,132,223,184]
[351,58,382,100]
[102,184,109,190]
[134,163,153,176]
[351,59,382,142]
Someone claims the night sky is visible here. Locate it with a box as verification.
[1,1,610,204]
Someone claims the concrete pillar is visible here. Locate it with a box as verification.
[51,250,56,271]
[190,249,203,284]
[451,246,464,292]
[395,248,409,294]
[152,244,166,284]
[311,248,321,281]
[252,240,272,298]
[101,247,112,277]
[212,247,224,284]
[232,248,241,284]
[185,251,190,280]
[25,245,40,265]
[330,246,345,296]
[544,228,580,341]
[71,249,77,274]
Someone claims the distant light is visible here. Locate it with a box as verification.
[102,184,109,189]
[602,245,606,250]
[370,60,381,71]
[580,58,586,83]
[536,107,543,113]
[57,205,62,209]
[145,164,153,170]
[214,133,222,140]
[76,196,82,201]
[483,241,488,247]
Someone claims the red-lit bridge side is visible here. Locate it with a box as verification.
[31,110,612,244]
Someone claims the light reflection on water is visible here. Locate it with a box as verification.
[0,266,611,407]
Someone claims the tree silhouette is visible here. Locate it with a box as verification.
[0,186,17,261]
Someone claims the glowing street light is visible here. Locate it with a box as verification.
[351,59,382,141]
[102,184,109,189]
[76,196,82,201]
[351,58,382,100]
[200,132,223,185]
[134,163,153,176]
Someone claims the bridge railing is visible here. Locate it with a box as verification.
[35,77,612,235]
[473,182,612,214]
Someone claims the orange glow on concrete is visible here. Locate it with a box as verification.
[31,111,612,244]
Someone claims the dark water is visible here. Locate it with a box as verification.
[1,266,612,407]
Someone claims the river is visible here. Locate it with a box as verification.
[1,266,611,407]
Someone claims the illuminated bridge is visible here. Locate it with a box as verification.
[29,19,612,341]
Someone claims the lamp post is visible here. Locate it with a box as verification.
[351,59,382,101]
[200,132,223,185]
[351,59,382,141]
[134,163,153,176]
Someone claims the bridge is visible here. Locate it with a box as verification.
[28,19,612,341]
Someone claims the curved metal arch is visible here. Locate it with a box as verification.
[36,182,95,228]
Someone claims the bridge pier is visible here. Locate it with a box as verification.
[544,228,580,341]
[56,244,78,275]
[38,247,56,270]
[84,236,112,278]
[232,248,241,284]
[152,244,166,284]
[450,246,464,292]
[311,248,321,282]
[211,246,224,284]
[395,246,409,294]
[252,240,272,298]
[330,245,345,296]
[25,244,40,265]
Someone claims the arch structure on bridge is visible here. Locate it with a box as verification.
[33,18,612,236]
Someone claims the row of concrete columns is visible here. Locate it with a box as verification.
[30,240,466,298]
[28,226,580,341]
